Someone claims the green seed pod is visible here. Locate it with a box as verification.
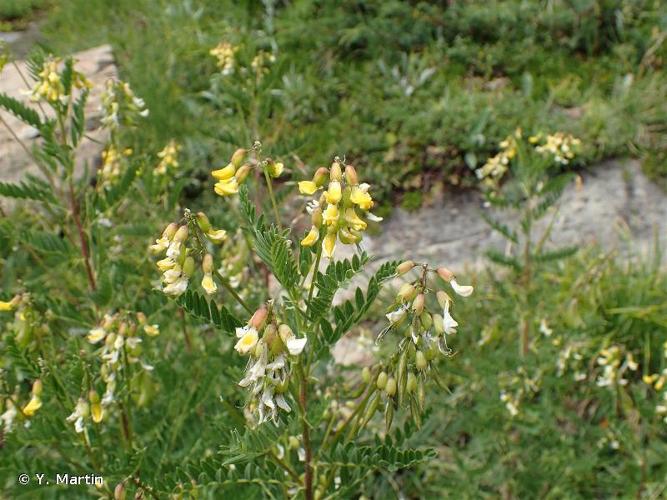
[361,391,380,428]
[416,350,427,370]
[376,371,388,390]
[433,313,445,335]
[384,400,394,433]
[407,372,417,393]
[196,212,211,233]
[182,256,195,277]
[361,367,371,384]
[385,377,397,397]
[397,349,408,405]
[418,377,426,409]
[425,342,439,361]
[420,312,433,330]
[410,397,422,429]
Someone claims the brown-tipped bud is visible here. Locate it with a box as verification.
[136,312,147,325]
[278,323,294,343]
[436,266,454,282]
[162,222,178,240]
[313,167,329,187]
[412,293,425,315]
[436,290,450,309]
[406,372,417,393]
[397,283,417,302]
[311,207,323,228]
[202,253,214,274]
[32,379,43,396]
[249,307,268,330]
[231,148,247,168]
[385,377,397,397]
[416,350,427,370]
[182,256,195,277]
[344,164,358,185]
[396,260,415,275]
[196,212,211,233]
[114,483,126,500]
[376,371,388,390]
[235,164,252,183]
[173,224,189,243]
[330,161,343,181]
[361,366,371,384]
[89,390,100,404]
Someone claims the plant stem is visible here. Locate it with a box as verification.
[328,386,373,447]
[268,450,300,482]
[298,365,314,500]
[68,181,97,291]
[215,270,253,314]
[263,168,282,230]
[307,242,323,307]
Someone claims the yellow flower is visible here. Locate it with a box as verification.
[235,328,259,355]
[22,396,42,416]
[0,296,18,311]
[202,274,217,295]
[344,208,367,231]
[87,327,107,344]
[301,226,319,247]
[323,233,337,258]
[298,181,319,195]
[207,229,227,243]
[212,163,236,181]
[324,181,342,204]
[350,186,373,210]
[143,324,160,337]
[214,177,239,197]
[91,402,104,423]
[268,161,284,178]
[322,204,339,226]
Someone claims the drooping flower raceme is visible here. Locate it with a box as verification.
[299,161,382,259]
[235,307,307,425]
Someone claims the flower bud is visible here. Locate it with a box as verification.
[311,207,323,228]
[162,222,178,240]
[325,181,342,204]
[267,160,284,178]
[89,390,100,404]
[202,253,214,274]
[376,371,388,390]
[420,312,432,330]
[173,225,188,243]
[196,212,211,233]
[114,483,126,500]
[249,307,268,330]
[231,148,247,168]
[278,323,294,343]
[361,367,371,383]
[433,313,445,335]
[288,436,300,449]
[436,266,454,282]
[313,167,329,187]
[344,165,358,185]
[32,379,43,396]
[235,164,252,183]
[416,350,427,370]
[385,377,397,397]
[412,293,425,315]
[182,256,195,277]
[397,283,417,302]
[396,260,415,275]
[330,161,343,181]
[436,290,450,309]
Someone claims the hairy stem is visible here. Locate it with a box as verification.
[298,365,314,500]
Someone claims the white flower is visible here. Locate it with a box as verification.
[443,299,458,335]
[87,327,107,344]
[162,267,183,284]
[366,212,383,222]
[166,240,182,259]
[239,348,267,387]
[157,257,176,272]
[202,273,217,295]
[450,279,473,297]
[235,327,259,355]
[386,305,408,324]
[1,401,17,432]
[149,236,170,254]
[66,399,89,434]
[163,276,188,296]
[306,200,320,214]
[275,394,291,412]
[539,319,553,337]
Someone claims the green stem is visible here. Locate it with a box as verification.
[298,364,314,500]
[263,168,282,230]
[327,386,374,448]
[307,242,323,308]
[216,269,253,314]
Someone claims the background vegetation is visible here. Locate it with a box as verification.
[1,1,667,498]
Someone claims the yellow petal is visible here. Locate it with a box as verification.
[300,226,319,247]
[322,204,339,226]
[212,163,236,180]
[0,300,14,312]
[22,396,42,417]
[324,181,342,204]
[91,403,104,423]
[350,186,373,210]
[344,208,367,231]
[323,233,337,258]
[298,181,319,195]
[202,274,218,295]
[234,329,259,355]
[207,229,228,243]
[214,177,239,196]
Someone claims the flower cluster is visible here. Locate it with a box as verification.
[21,379,43,417]
[596,345,638,388]
[29,55,91,103]
[99,145,133,186]
[155,140,181,176]
[534,132,581,165]
[210,42,239,75]
[363,263,473,429]
[299,161,382,259]
[211,148,253,198]
[150,212,227,297]
[235,306,307,425]
[82,311,159,432]
[100,79,149,130]
[499,367,542,417]
[475,131,519,188]
[250,50,276,76]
